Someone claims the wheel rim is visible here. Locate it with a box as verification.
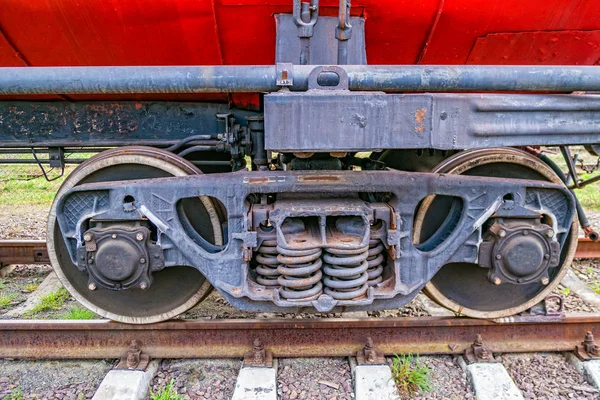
[414,148,578,318]
[47,146,222,324]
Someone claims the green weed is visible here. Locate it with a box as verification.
[0,292,16,308]
[390,354,433,396]
[6,386,23,400]
[590,281,600,295]
[559,286,571,297]
[150,379,184,400]
[26,287,70,315]
[23,283,39,292]
[63,306,95,320]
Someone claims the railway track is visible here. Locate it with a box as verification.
[0,315,600,360]
[1,237,599,266]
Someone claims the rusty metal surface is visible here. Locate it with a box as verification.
[1,237,597,266]
[575,238,600,259]
[1,315,600,359]
[0,240,49,265]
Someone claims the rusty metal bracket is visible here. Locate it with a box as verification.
[276,63,294,88]
[544,294,565,317]
[575,331,600,360]
[464,334,495,363]
[355,337,386,365]
[115,340,150,371]
[243,338,273,368]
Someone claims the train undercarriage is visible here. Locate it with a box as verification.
[2,2,600,324]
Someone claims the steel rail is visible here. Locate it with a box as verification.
[1,65,600,94]
[1,238,598,266]
[0,315,598,359]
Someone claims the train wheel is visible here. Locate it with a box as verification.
[47,147,223,324]
[414,148,578,318]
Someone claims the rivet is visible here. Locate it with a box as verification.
[112,234,117,239]
[522,230,529,236]
[88,283,97,291]
[541,277,550,285]
[136,233,144,241]
[495,254,502,260]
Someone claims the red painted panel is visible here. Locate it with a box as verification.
[0,31,26,66]
[467,31,600,65]
[0,0,223,66]
[419,0,600,64]
[0,0,599,81]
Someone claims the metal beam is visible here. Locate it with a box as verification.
[0,316,598,359]
[1,65,600,94]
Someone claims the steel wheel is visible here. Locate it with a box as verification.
[414,148,578,318]
[47,146,223,324]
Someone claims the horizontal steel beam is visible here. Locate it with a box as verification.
[0,316,598,359]
[1,65,600,94]
[265,93,600,151]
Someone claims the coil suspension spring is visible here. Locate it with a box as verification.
[255,239,281,287]
[322,246,369,300]
[277,247,323,300]
[366,239,385,286]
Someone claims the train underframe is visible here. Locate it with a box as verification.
[2,5,600,323]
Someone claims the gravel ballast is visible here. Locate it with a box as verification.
[149,359,241,399]
[0,359,112,399]
[501,353,598,400]
[277,357,353,400]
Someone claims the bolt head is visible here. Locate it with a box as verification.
[139,258,146,264]
[83,233,92,242]
[140,282,148,290]
[498,230,507,238]
[495,254,502,260]
[136,233,144,241]
[493,277,502,285]
[541,277,550,285]
[88,283,97,291]
[522,230,529,236]
[546,230,555,238]
[111,234,117,239]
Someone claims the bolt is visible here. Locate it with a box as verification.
[493,277,502,285]
[546,230,555,238]
[498,230,506,238]
[140,258,146,264]
[140,282,148,290]
[544,254,550,259]
[136,233,144,241]
[83,233,92,242]
[495,254,502,260]
[112,234,117,239]
[522,230,529,236]
[541,277,550,285]
[88,257,94,264]
[88,283,97,291]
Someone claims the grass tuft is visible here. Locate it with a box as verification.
[26,287,70,315]
[558,286,571,297]
[0,279,5,289]
[150,379,184,400]
[63,306,96,320]
[590,281,600,295]
[23,283,39,292]
[0,292,17,308]
[6,386,23,400]
[390,354,432,396]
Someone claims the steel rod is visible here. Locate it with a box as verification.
[0,315,598,359]
[1,65,600,94]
